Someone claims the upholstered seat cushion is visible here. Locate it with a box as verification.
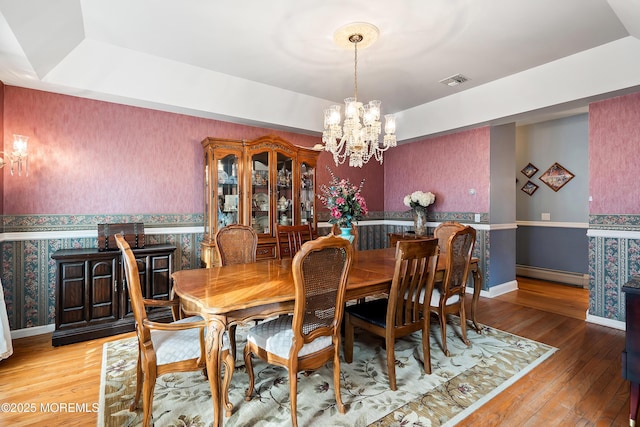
[418,288,460,307]
[430,288,460,306]
[246,315,332,359]
[345,298,389,329]
[151,316,229,365]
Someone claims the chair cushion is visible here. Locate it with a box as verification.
[151,315,229,365]
[423,288,460,307]
[345,298,389,329]
[246,315,332,359]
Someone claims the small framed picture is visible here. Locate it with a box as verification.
[521,163,539,178]
[539,162,575,192]
[521,180,538,196]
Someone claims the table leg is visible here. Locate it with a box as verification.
[204,315,226,427]
[470,264,482,333]
[169,287,181,321]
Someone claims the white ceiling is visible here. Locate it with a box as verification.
[1,0,639,141]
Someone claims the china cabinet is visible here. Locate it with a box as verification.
[201,135,320,267]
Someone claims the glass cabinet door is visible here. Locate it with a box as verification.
[217,154,240,229]
[300,162,315,227]
[250,152,270,234]
[275,152,293,228]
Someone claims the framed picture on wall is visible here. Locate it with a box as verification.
[521,180,539,196]
[521,162,539,178]
[539,162,575,192]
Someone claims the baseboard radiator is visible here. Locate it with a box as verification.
[516,265,589,288]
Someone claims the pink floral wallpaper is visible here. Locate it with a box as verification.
[2,86,384,215]
[589,92,640,215]
[383,127,491,213]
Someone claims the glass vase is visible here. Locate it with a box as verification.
[413,208,428,236]
[338,225,355,243]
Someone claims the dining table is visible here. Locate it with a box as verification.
[172,246,482,427]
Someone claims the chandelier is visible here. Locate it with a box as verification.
[0,134,29,176]
[322,22,396,168]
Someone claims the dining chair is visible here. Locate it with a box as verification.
[433,221,465,255]
[344,238,440,390]
[275,223,314,259]
[115,234,235,426]
[215,224,258,357]
[427,225,476,356]
[215,223,258,266]
[331,223,358,249]
[243,234,354,427]
[387,232,432,248]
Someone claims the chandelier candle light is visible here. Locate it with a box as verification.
[404,190,436,236]
[322,22,397,168]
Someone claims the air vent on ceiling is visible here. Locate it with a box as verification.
[439,73,470,87]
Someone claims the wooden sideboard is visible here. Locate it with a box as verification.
[51,244,176,346]
[622,274,640,426]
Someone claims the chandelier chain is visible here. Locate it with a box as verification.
[353,39,358,100]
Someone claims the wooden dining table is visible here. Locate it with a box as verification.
[172,246,481,427]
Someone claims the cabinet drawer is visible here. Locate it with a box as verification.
[256,243,276,260]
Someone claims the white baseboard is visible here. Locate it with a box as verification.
[516,265,589,288]
[586,313,625,331]
[10,324,54,339]
[487,280,518,297]
[465,280,518,299]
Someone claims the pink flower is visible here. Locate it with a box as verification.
[319,168,368,227]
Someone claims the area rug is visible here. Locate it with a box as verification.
[98,318,556,426]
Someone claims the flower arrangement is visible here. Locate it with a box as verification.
[403,190,436,211]
[318,169,368,227]
[404,190,435,236]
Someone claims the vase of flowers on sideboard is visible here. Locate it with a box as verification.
[404,190,436,236]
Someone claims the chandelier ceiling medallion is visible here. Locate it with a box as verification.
[322,22,396,168]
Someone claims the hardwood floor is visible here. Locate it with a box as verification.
[497,276,591,320]
[0,278,629,426]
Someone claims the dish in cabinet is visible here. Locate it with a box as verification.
[253,192,269,211]
[256,215,270,233]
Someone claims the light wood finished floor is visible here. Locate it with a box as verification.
[0,278,629,426]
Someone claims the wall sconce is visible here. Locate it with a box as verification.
[0,134,29,176]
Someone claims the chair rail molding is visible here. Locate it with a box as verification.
[587,228,640,239]
[517,221,589,229]
[0,226,204,242]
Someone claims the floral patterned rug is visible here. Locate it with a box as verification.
[98,318,556,426]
